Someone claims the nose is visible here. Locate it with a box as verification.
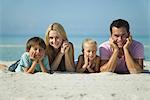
[53,38,57,43]
[89,51,93,56]
[118,36,122,41]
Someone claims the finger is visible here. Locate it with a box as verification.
[129,35,132,41]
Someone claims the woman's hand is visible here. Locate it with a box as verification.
[61,41,70,54]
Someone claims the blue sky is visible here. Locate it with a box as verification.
[1,0,150,37]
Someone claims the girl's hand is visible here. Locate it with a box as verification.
[87,61,92,68]
[84,54,89,66]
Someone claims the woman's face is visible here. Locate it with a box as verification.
[49,30,63,49]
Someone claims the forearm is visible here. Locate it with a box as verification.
[124,49,143,73]
[51,52,64,70]
[65,53,75,72]
[39,61,48,73]
[87,67,94,73]
[26,61,37,74]
[100,50,118,72]
[77,64,87,73]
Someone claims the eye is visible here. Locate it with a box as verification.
[92,50,96,54]
[49,37,53,39]
[55,36,59,40]
[122,33,128,38]
[34,48,38,51]
[87,50,90,53]
[114,35,119,37]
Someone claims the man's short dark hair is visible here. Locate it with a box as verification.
[110,19,130,34]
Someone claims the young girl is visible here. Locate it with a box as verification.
[15,37,50,74]
[76,39,100,73]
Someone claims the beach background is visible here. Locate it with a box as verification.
[0,0,150,62]
[0,34,150,61]
[0,0,150,100]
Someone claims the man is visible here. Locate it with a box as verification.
[99,19,144,74]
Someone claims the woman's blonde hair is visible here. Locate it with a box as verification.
[82,38,97,52]
[45,23,68,45]
[45,23,73,64]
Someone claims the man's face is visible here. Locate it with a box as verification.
[111,27,129,48]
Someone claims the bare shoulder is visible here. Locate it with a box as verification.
[78,54,84,60]
[68,42,74,47]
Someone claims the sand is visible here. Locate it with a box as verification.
[0,61,150,100]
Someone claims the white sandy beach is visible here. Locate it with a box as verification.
[0,61,150,100]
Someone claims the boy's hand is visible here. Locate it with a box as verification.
[30,52,36,60]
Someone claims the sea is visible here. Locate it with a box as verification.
[0,34,150,61]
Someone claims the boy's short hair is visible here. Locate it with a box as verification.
[82,38,97,52]
[110,19,130,34]
[26,37,46,52]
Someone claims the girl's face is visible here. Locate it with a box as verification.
[111,27,129,48]
[29,44,45,59]
[83,44,97,61]
[49,30,63,49]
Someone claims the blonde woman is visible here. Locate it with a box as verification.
[76,39,100,73]
[45,23,75,72]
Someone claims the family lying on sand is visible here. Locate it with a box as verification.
[0,19,144,74]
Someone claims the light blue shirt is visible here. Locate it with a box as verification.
[15,52,50,72]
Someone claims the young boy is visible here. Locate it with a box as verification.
[15,37,50,74]
[76,39,100,73]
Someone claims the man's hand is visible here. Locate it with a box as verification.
[109,38,119,51]
[123,36,132,50]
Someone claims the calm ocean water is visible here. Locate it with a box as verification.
[0,35,150,61]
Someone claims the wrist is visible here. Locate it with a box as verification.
[33,60,38,64]
[59,51,64,56]
[123,47,128,51]
[113,49,119,53]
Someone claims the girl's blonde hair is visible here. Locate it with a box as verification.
[82,38,97,52]
[45,23,73,63]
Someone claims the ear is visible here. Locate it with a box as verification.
[26,48,29,52]
[128,32,130,37]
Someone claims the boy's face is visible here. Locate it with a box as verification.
[29,44,45,59]
[49,30,63,49]
[111,27,129,48]
[83,43,97,61]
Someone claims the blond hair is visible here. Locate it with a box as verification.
[82,38,97,52]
